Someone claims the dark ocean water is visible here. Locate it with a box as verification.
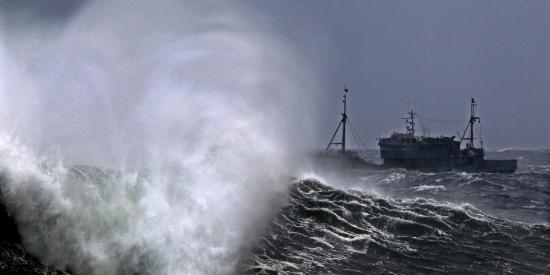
[246,150,550,274]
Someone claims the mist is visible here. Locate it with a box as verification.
[0,0,321,166]
[0,0,322,274]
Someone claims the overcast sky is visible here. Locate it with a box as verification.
[1,0,549,163]
[244,0,550,150]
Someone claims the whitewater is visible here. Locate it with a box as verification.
[0,0,317,274]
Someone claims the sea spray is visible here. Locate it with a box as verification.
[0,0,319,274]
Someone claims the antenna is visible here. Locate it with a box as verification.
[421,123,430,137]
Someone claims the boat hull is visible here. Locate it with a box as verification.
[382,158,517,173]
[313,152,518,173]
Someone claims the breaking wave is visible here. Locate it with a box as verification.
[0,1,320,274]
[0,130,294,274]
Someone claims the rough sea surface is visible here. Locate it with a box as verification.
[246,150,550,274]
[0,150,548,274]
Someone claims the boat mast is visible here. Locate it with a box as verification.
[401,107,416,136]
[342,88,348,153]
[468,98,479,148]
[460,98,480,148]
[325,88,349,155]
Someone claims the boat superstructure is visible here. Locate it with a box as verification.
[378,98,517,172]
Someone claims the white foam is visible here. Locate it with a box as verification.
[381,172,406,184]
[412,185,447,192]
[0,1,321,274]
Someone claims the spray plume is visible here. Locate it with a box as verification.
[0,0,319,274]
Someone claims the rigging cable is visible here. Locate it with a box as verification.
[479,119,483,148]
[416,113,465,123]
[350,128,367,159]
[347,117,369,158]
[348,118,366,149]
[325,120,343,152]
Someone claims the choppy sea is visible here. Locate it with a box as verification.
[246,150,550,274]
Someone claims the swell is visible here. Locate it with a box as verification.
[246,179,550,274]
